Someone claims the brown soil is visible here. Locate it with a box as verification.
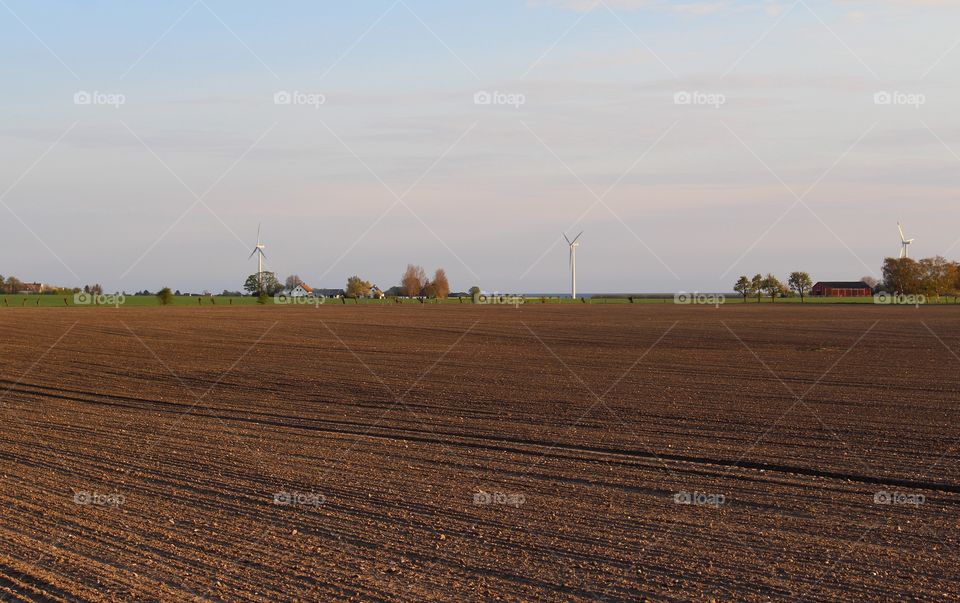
[0,304,957,601]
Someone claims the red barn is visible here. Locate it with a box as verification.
[810,281,873,297]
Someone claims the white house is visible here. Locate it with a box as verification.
[290,283,315,297]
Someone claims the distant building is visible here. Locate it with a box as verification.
[370,285,385,299]
[290,283,314,297]
[313,288,346,299]
[17,283,46,294]
[810,281,873,297]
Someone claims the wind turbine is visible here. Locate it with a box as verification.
[563,232,583,299]
[898,222,914,259]
[249,224,267,290]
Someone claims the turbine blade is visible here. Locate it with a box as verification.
[563,233,571,245]
[898,222,905,241]
[571,231,583,244]
[248,249,257,259]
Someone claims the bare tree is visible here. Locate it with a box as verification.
[285,275,304,291]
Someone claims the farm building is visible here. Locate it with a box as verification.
[313,288,346,298]
[289,283,314,297]
[810,281,873,297]
[16,283,47,294]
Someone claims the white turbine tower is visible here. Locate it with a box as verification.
[564,232,583,299]
[249,224,267,290]
[898,222,914,259]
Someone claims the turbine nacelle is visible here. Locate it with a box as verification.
[249,224,268,292]
[249,223,267,260]
[897,222,914,259]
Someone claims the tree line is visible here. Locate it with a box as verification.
[14,255,959,304]
[0,274,84,295]
[400,265,449,298]
[733,272,814,302]
[241,264,454,299]
[733,256,960,303]
[881,256,960,301]
[1,266,460,302]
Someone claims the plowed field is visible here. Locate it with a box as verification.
[1,305,957,601]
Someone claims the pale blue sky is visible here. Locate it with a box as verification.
[2,0,959,293]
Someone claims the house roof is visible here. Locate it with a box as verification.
[297,283,313,293]
[813,281,872,288]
